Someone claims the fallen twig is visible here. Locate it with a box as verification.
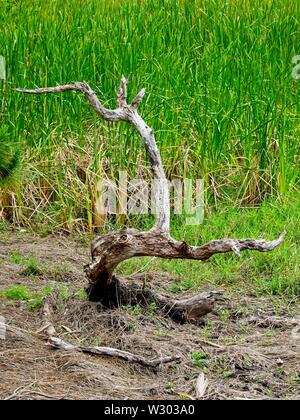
[198,339,225,350]
[243,314,300,328]
[4,383,66,400]
[40,298,181,368]
[48,336,180,368]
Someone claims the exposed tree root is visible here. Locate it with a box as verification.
[86,275,224,323]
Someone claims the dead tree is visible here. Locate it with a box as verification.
[17,77,285,322]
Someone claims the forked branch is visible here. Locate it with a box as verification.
[17,77,285,317]
[17,78,169,232]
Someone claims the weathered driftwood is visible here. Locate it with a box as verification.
[17,77,285,321]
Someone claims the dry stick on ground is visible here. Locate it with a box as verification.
[242,314,300,328]
[40,298,180,368]
[17,78,285,322]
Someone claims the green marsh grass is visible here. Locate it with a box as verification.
[0,0,299,230]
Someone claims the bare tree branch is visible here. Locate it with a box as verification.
[17,78,169,232]
[48,336,181,368]
[16,83,127,122]
[131,87,146,109]
[84,229,285,301]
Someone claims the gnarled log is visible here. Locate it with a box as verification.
[17,77,285,321]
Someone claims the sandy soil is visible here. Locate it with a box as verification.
[0,232,299,400]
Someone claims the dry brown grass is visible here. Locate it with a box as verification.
[0,233,299,400]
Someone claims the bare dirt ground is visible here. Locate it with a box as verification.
[0,232,299,400]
